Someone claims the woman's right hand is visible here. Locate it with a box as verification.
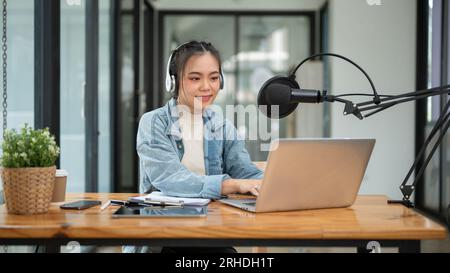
[221,179,262,196]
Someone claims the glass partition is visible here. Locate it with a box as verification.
[163,13,313,162]
[60,0,86,193]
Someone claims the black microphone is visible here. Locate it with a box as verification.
[257,76,326,119]
[265,83,324,105]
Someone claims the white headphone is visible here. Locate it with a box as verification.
[165,41,225,93]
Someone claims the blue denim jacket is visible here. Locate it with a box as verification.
[137,98,264,200]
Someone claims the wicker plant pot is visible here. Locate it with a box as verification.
[1,166,56,215]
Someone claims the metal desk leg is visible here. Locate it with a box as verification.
[398,240,421,253]
[44,243,61,253]
[356,246,372,253]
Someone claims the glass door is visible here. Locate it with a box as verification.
[162,13,314,163]
[442,0,450,222]
[420,0,450,225]
[60,0,111,193]
[0,0,35,202]
[237,15,312,161]
[60,1,87,193]
[110,0,146,193]
[98,0,112,192]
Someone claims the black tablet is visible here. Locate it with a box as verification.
[112,206,207,218]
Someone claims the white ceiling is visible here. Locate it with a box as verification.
[150,0,327,11]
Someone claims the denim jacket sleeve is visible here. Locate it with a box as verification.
[137,112,230,200]
[223,120,264,180]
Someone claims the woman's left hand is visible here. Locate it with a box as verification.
[237,179,263,196]
[221,179,262,196]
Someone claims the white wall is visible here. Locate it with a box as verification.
[328,0,417,199]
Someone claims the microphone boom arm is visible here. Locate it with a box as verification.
[324,85,450,207]
[293,53,382,105]
[270,52,450,211]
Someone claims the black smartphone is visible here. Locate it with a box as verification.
[60,200,102,210]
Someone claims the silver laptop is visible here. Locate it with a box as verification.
[219,139,375,213]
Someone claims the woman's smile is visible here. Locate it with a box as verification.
[195,95,213,103]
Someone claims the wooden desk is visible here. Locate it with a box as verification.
[0,193,447,253]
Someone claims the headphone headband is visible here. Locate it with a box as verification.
[165,41,224,94]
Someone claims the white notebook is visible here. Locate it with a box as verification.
[130,191,211,206]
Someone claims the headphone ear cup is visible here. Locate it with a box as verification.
[170,75,176,93]
[165,52,174,93]
[219,73,224,90]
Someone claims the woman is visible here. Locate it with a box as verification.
[129,41,264,253]
[137,41,263,200]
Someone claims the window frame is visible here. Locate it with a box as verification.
[416,0,450,227]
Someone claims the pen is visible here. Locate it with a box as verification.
[125,200,156,207]
[100,200,111,211]
[101,200,128,210]
[103,198,184,208]
[144,198,184,207]
[110,200,127,206]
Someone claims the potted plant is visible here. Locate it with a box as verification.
[0,124,60,215]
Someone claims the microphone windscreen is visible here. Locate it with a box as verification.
[264,83,292,106]
[257,76,299,119]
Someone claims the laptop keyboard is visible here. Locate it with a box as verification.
[243,202,256,206]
